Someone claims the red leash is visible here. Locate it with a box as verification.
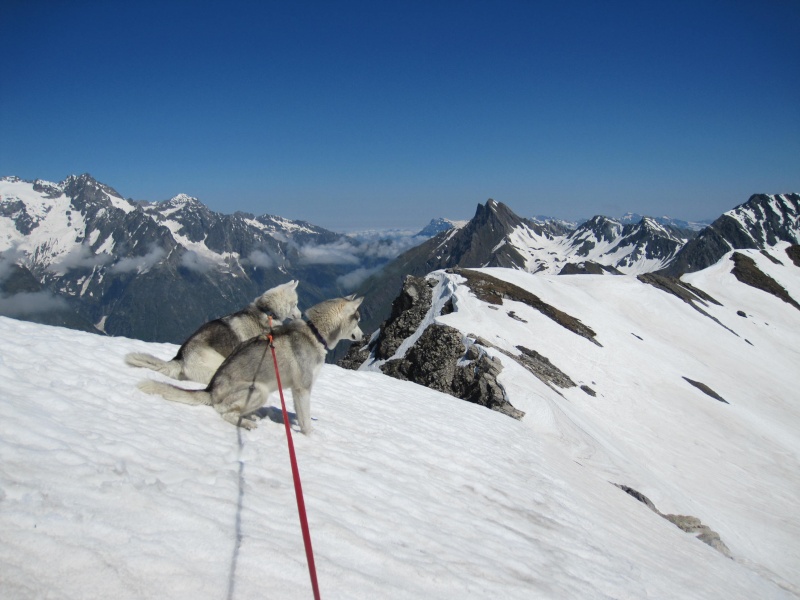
[268,332,322,600]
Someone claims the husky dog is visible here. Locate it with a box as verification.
[138,295,363,434]
[125,280,301,384]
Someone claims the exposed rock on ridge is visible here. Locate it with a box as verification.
[380,323,525,420]
[729,252,800,311]
[453,268,601,346]
[614,484,732,558]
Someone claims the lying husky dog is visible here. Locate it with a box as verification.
[138,295,363,434]
[125,280,301,384]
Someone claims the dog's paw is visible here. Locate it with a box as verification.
[237,418,258,430]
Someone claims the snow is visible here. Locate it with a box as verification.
[2,246,799,598]
[0,179,86,268]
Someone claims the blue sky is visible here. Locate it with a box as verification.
[2,0,798,231]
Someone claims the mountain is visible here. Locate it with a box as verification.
[353,199,701,335]
[618,211,712,231]
[416,217,469,237]
[1,240,798,597]
[0,175,395,343]
[4,174,799,351]
[662,193,800,275]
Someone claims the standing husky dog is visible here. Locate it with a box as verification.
[137,295,363,434]
[125,280,301,384]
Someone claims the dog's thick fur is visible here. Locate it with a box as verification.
[138,295,363,434]
[125,280,301,384]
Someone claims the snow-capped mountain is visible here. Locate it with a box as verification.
[1,240,798,598]
[618,211,712,231]
[416,217,469,237]
[0,175,394,342]
[4,174,799,350]
[664,193,800,275]
[353,199,706,334]
[562,215,688,274]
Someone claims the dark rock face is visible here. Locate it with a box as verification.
[0,200,37,235]
[380,323,525,420]
[373,275,435,360]
[614,484,732,558]
[558,261,622,275]
[786,245,800,267]
[730,252,800,310]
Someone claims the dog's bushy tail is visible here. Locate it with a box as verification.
[125,352,183,380]
[137,379,212,406]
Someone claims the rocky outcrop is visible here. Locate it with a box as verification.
[786,244,800,267]
[373,275,435,360]
[730,252,800,310]
[471,336,576,394]
[453,268,601,346]
[614,484,732,558]
[558,261,622,275]
[380,323,524,420]
[637,273,738,336]
[682,377,729,404]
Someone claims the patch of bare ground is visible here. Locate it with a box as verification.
[682,377,729,404]
[730,252,800,311]
[452,268,601,346]
[786,244,800,267]
[638,273,739,336]
[614,484,732,557]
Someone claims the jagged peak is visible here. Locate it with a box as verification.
[60,173,98,187]
[472,199,525,230]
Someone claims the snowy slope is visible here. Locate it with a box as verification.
[358,245,800,595]
[1,250,798,598]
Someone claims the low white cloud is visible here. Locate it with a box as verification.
[337,266,382,290]
[49,245,113,273]
[298,240,361,265]
[245,249,276,269]
[0,291,69,316]
[0,245,28,282]
[110,246,166,273]
[180,250,216,273]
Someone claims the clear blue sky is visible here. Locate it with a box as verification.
[2,0,798,231]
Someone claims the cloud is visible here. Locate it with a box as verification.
[180,250,216,273]
[336,266,382,290]
[298,240,361,265]
[356,235,427,260]
[110,246,166,273]
[0,245,27,283]
[0,291,69,316]
[245,249,276,269]
[49,245,113,273]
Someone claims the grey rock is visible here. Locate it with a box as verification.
[614,484,732,558]
[730,252,800,310]
[380,324,525,420]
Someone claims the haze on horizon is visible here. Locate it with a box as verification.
[1,0,798,231]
